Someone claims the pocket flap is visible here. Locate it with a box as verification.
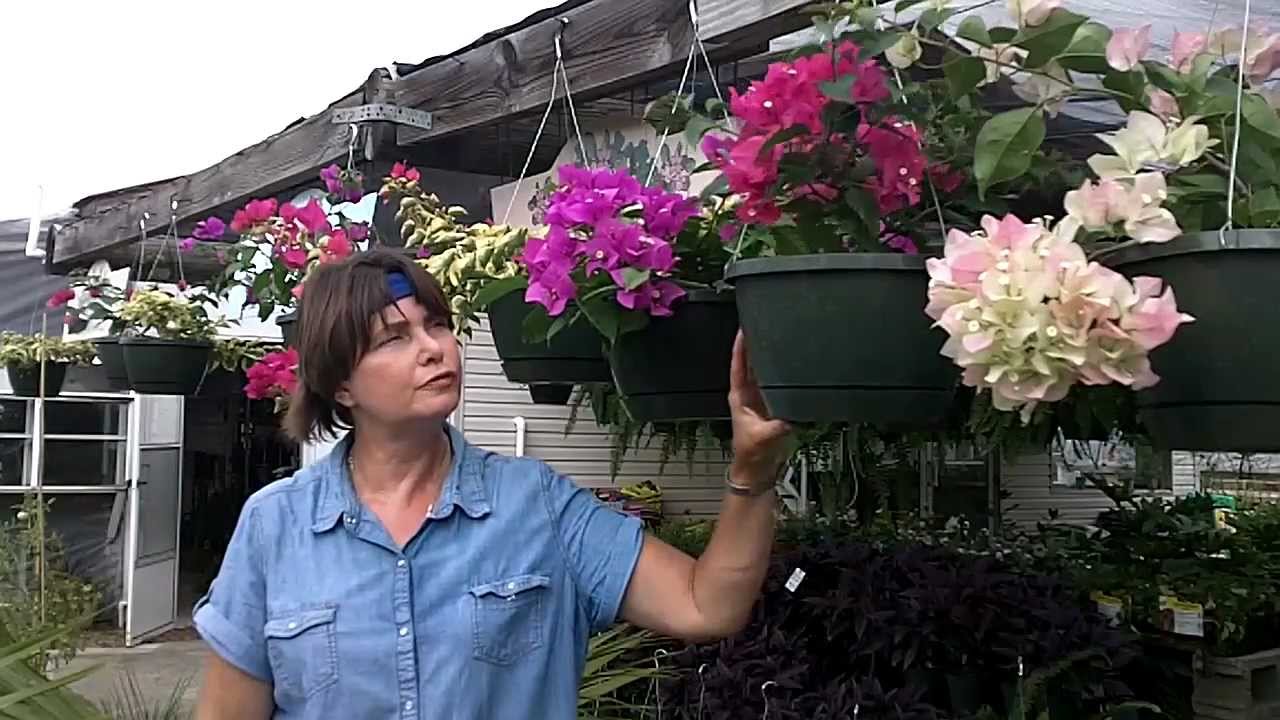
[264,607,337,639]
[468,574,550,600]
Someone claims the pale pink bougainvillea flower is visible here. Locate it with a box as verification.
[925,214,1193,422]
[1106,25,1152,72]
[1171,32,1207,73]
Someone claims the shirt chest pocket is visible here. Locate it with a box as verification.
[264,606,339,703]
[467,574,551,665]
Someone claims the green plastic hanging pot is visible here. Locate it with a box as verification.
[486,291,611,385]
[92,337,131,391]
[1099,230,1280,452]
[5,363,68,398]
[724,253,955,427]
[609,290,737,422]
[120,336,213,395]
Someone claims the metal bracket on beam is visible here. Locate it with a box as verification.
[331,103,433,130]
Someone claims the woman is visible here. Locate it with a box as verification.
[193,249,791,719]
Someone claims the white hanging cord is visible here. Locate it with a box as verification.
[147,198,186,288]
[554,19,589,164]
[1220,0,1251,248]
[644,40,698,186]
[500,18,583,226]
[690,0,729,117]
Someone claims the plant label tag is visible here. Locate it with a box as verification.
[1159,595,1204,637]
[1091,592,1126,627]
[785,568,806,593]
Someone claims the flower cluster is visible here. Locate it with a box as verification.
[229,196,360,278]
[320,164,366,204]
[926,214,1194,422]
[244,347,299,413]
[518,165,699,317]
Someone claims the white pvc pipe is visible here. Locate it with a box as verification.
[25,185,45,259]
[512,416,526,457]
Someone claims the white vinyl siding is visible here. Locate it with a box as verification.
[458,316,732,518]
[1001,450,1200,527]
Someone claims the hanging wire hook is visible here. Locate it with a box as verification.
[347,123,360,172]
[642,648,670,719]
[761,680,777,719]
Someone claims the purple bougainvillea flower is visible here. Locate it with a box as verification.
[192,216,226,241]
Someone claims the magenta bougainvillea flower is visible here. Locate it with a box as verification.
[517,165,699,318]
[244,348,299,408]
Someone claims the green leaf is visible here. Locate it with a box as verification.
[819,75,858,104]
[843,28,905,58]
[1251,187,1280,227]
[974,107,1046,198]
[1102,69,1146,110]
[956,15,991,45]
[1014,8,1086,69]
[844,188,880,242]
[894,0,931,11]
[944,51,987,99]
[471,276,528,310]
[697,174,731,201]
[1141,60,1185,95]
[619,267,650,290]
[761,124,813,153]
[989,27,1017,43]
[1243,93,1280,146]
[520,303,555,345]
[1057,22,1112,73]
[683,114,716,146]
[919,8,956,32]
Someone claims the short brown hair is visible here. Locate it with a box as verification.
[283,249,453,444]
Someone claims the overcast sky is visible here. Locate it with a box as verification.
[0,0,553,221]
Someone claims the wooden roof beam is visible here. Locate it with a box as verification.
[48,74,386,271]
[392,0,813,146]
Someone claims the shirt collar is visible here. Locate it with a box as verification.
[310,421,491,533]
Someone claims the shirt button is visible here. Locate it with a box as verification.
[404,700,414,711]
[507,582,516,590]
[397,559,407,568]
[287,622,297,630]
[399,626,409,637]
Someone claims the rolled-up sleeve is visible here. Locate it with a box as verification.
[540,464,645,633]
[192,498,270,682]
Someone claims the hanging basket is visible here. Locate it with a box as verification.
[528,383,575,405]
[1099,229,1280,451]
[92,337,131,391]
[119,336,213,395]
[486,291,611,385]
[277,311,299,348]
[609,290,738,422]
[5,363,68,398]
[725,253,955,427]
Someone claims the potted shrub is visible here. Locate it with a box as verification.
[509,164,739,422]
[0,333,96,398]
[207,164,369,346]
[117,288,222,395]
[687,11,985,427]
[382,164,610,405]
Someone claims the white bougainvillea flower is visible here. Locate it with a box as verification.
[886,32,923,69]
[1011,61,1073,116]
[1007,0,1060,27]
[1106,25,1152,72]
[1088,112,1215,177]
[976,43,1027,85]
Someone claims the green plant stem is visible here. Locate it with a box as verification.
[1203,152,1252,197]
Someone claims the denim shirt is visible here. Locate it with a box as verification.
[192,423,645,719]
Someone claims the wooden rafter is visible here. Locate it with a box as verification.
[48,0,815,272]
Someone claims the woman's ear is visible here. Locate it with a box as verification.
[334,382,355,409]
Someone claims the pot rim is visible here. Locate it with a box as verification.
[680,288,735,303]
[1096,229,1280,265]
[725,252,927,281]
[118,335,214,349]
